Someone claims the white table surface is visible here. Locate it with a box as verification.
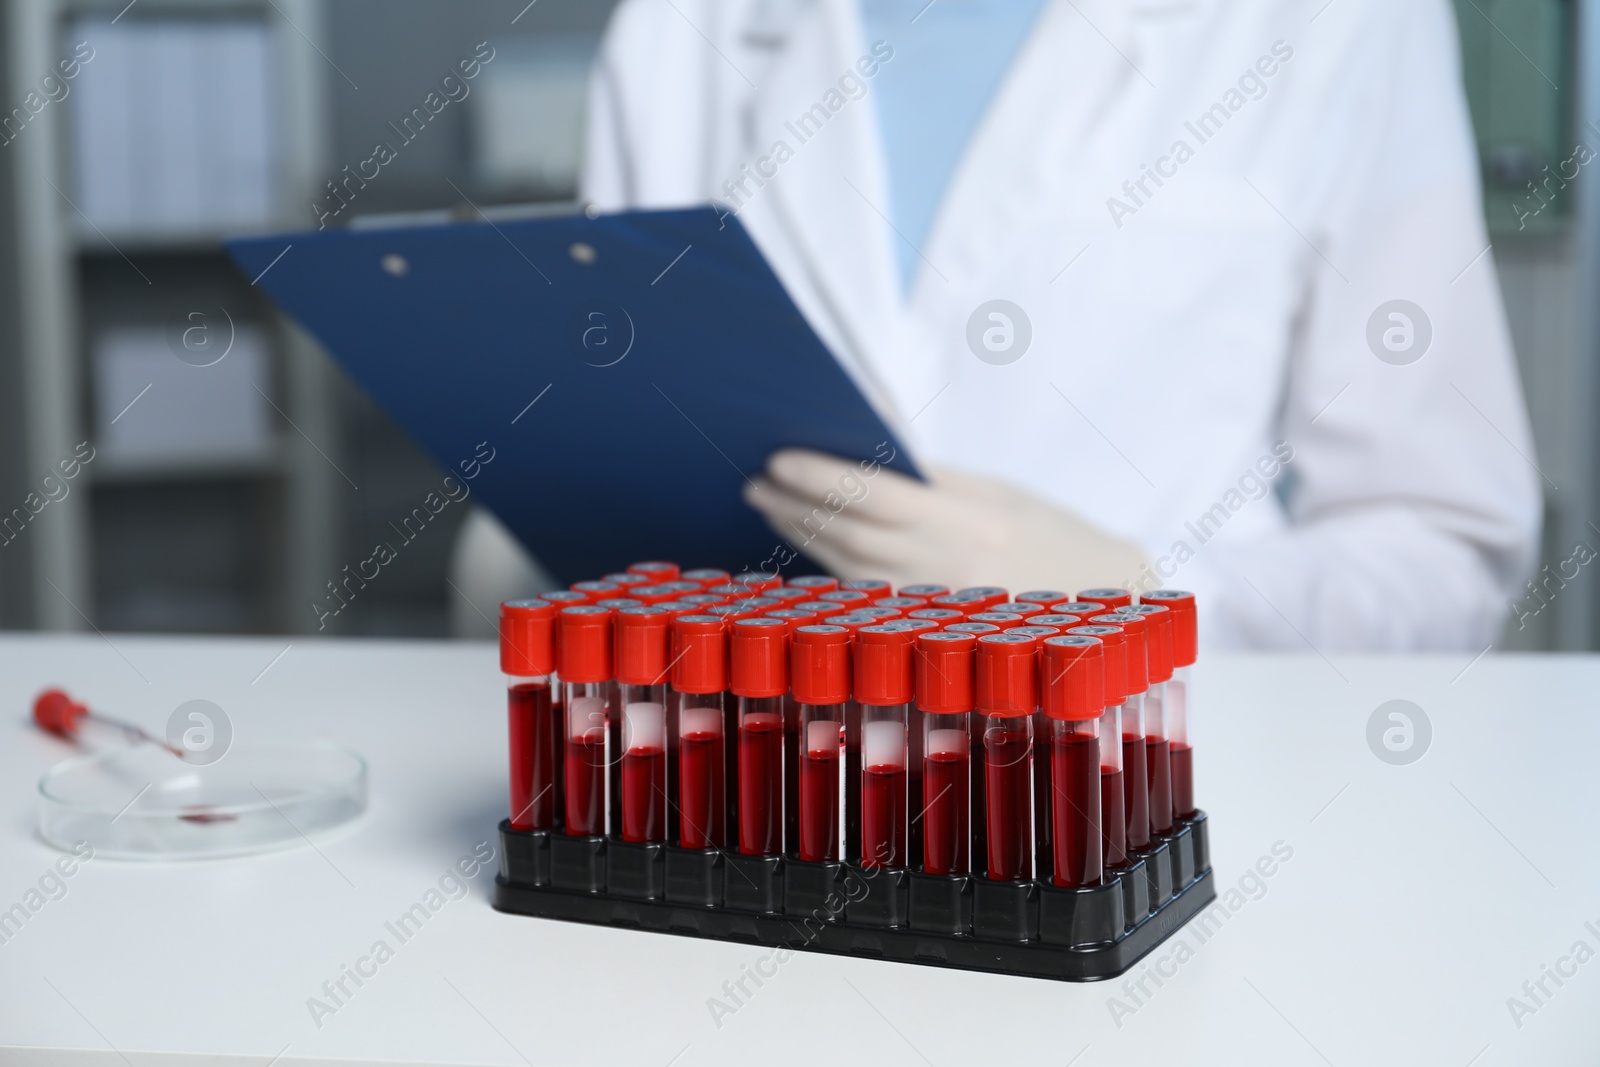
[0,633,1595,1066]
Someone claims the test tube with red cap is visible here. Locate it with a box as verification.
[1124,602,1176,836]
[1078,588,1134,611]
[628,560,680,581]
[614,606,672,843]
[501,599,558,832]
[558,605,612,837]
[730,617,789,855]
[792,624,851,862]
[1143,590,1198,819]
[854,625,913,868]
[1093,611,1152,852]
[1042,634,1106,887]
[916,631,975,876]
[681,568,731,588]
[1068,624,1128,870]
[787,575,839,593]
[670,615,728,849]
[975,632,1037,881]
[899,583,949,599]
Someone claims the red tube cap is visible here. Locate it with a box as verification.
[990,602,1046,618]
[628,560,680,580]
[499,598,555,676]
[824,614,879,634]
[876,596,926,611]
[730,617,790,697]
[853,625,914,706]
[602,572,652,588]
[707,583,759,602]
[629,585,682,605]
[614,605,672,684]
[975,633,1038,717]
[671,615,727,693]
[594,597,645,613]
[1042,635,1105,721]
[1029,614,1082,628]
[654,601,699,619]
[680,568,730,587]
[558,605,613,683]
[915,631,975,713]
[1141,590,1197,666]
[762,608,816,630]
[956,586,1009,608]
[792,624,851,705]
[1078,588,1134,611]
[1015,590,1068,606]
[820,589,871,607]
[1067,625,1126,706]
[787,575,839,593]
[969,612,1025,626]
[899,583,949,598]
[1048,601,1109,617]
[1123,604,1174,683]
[1004,625,1062,639]
[765,587,812,603]
[908,607,965,623]
[1092,612,1148,694]
[542,590,590,607]
[706,602,765,622]
[840,578,893,601]
[732,571,782,592]
[570,580,621,603]
[944,621,1000,636]
[34,688,87,736]
[882,618,940,636]
[851,606,902,620]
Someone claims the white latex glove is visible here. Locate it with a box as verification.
[743,450,1151,594]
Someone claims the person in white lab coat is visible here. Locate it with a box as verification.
[570,0,1540,651]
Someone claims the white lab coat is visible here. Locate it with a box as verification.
[581,0,1541,651]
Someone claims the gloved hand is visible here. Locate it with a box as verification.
[743,449,1151,594]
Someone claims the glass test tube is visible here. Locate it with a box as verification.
[1168,664,1194,819]
[731,617,789,856]
[671,614,728,849]
[976,632,1038,882]
[558,605,613,837]
[618,682,668,842]
[1099,701,1126,869]
[501,599,558,832]
[1050,715,1104,887]
[798,702,845,861]
[860,705,909,867]
[916,630,975,877]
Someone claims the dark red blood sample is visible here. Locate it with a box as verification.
[1147,736,1174,836]
[1171,742,1195,819]
[1051,730,1102,887]
[922,749,970,875]
[738,714,784,855]
[564,734,606,836]
[621,746,666,842]
[1123,732,1150,851]
[679,728,725,849]
[1101,766,1127,869]
[799,746,840,861]
[178,805,236,824]
[507,682,555,830]
[861,763,906,867]
[984,725,1032,880]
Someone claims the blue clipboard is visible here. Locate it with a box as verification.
[226,206,917,582]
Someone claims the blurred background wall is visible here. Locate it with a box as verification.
[0,0,1594,648]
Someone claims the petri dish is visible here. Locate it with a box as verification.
[38,740,366,860]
